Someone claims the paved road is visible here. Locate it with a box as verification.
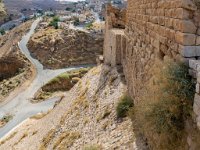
[0,18,89,138]
[69,11,101,32]
[0,13,25,31]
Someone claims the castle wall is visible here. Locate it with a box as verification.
[123,0,200,100]
[103,4,126,65]
[104,2,200,145]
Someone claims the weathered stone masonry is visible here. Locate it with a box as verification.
[104,0,200,141]
[104,4,126,67]
[124,0,200,100]
[105,0,200,99]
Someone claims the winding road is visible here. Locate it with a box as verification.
[0,18,88,139]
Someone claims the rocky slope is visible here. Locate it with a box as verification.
[0,65,147,149]
[4,0,65,16]
[0,0,6,24]
[28,27,103,69]
[0,21,34,102]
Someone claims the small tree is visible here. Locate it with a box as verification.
[73,17,80,26]
[116,95,133,118]
[0,29,5,35]
[49,16,60,29]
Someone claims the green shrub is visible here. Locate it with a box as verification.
[73,17,80,26]
[116,95,133,118]
[132,61,195,150]
[86,22,93,29]
[165,62,195,102]
[49,16,60,29]
[0,28,5,35]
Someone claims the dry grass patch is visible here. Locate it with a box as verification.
[39,129,56,150]
[102,120,110,130]
[91,67,101,76]
[32,130,38,136]
[30,110,51,120]
[59,90,89,125]
[131,61,195,150]
[13,132,28,146]
[96,107,111,123]
[53,131,81,150]
[83,117,89,125]
[116,95,133,119]
[83,144,102,150]
[0,131,17,145]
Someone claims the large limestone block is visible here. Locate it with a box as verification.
[197,72,200,83]
[194,94,200,116]
[105,29,125,67]
[174,8,191,19]
[181,20,197,34]
[197,28,200,35]
[196,116,200,130]
[189,69,197,78]
[165,18,174,28]
[189,59,200,70]
[175,32,196,45]
[196,36,200,45]
[173,19,182,31]
[195,46,200,56]
[158,16,165,26]
[196,83,200,94]
[194,92,200,131]
[179,46,200,57]
[181,0,197,11]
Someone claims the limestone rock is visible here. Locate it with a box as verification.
[181,20,197,34]
[181,0,197,11]
[196,36,200,45]
[175,32,196,45]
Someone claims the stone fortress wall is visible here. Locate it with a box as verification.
[124,0,200,100]
[104,0,200,147]
[124,0,200,133]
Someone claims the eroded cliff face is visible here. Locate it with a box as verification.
[0,0,6,24]
[0,21,34,102]
[0,56,24,81]
[28,28,104,69]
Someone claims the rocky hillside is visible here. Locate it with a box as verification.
[0,65,147,149]
[0,21,34,102]
[28,27,103,69]
[0,0,6,24]
[4,0,65,15]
